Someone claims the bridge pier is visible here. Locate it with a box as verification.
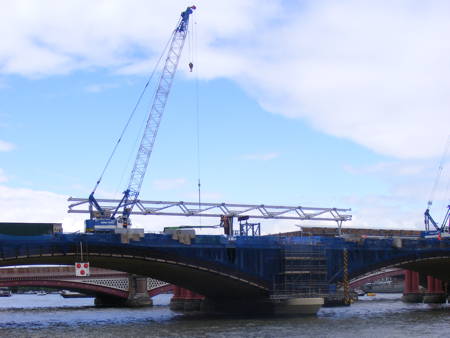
[401,270,422,303]
[170,286,204,311]
[94,294,128,307]
[423,276,447,304]
[95,275,152,307]
[200,298,273,314]
[200,297,323,315]
[125,275,153,307]
[169,286,323,315]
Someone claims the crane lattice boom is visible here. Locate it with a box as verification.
[88,6,196,228]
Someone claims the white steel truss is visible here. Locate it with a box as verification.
[68,197,352,223]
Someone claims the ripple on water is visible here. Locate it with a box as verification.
[0,293,449,338]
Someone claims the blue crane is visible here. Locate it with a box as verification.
[424,136,450,238]
[424,207,449,234]
[86,6,196,232]
[68,5,353,235]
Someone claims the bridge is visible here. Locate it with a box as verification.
[0,232,449,314]
[349,268,404,289]
[0,265,172,306]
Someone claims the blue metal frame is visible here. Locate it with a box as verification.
[1,233,449,298]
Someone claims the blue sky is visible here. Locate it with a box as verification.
[1,0,450,233]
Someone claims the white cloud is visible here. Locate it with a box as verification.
[0,140,14,152]
[345,193,425,230]
[152,178,186,191]
[185,191,224,202]
[0,0,271,76]
[1,0,450,160]
[0,184,228,234]
[0,185,135,233]
[343,157,450,208]
[343,160,431,177]
[223,1,450,160]
[0,185,82,231]
[84,82,119,93]
[341,159,450,230]
[0,169,7,183]
[241,152,279,161]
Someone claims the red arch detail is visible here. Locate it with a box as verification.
[0,279,174,299]
[0,280,128,298]
[148,284,174,297]
[350,270,405,288]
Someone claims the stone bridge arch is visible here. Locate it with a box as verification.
[2,233,450,304]
[0,234,273,300]
[327,238,450,284]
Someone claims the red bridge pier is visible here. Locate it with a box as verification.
[401,270,422,303]
[402,270,448,304]
[423,276,447,304]
[170,286,204,311]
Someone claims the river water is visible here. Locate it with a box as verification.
[0,293,448,337]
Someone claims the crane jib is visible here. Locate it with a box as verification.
[178,6,196,32]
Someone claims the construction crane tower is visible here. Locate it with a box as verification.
[86,6,196,232]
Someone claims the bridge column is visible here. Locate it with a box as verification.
[95,275,152,307]
[200,297,324,315]
[423,276,446,304]
[126,275,153,307]
[183,289,204,311]
[401,270,422,303]
[170,286,204,311]
[169,286,184,311]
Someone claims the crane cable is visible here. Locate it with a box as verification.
[190,12,202,222]
[427,135,450,210]
[91,27,178,196]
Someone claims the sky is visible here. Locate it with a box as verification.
[1,0,450,234]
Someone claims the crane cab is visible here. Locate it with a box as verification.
[85,210,119,233]
[85,218,118,233]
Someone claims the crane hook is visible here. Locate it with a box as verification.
[189,62,194,72]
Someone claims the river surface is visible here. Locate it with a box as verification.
[0,293,448,337]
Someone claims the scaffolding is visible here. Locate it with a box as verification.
[271,243,328,299]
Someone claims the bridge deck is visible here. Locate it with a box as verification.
[0,233,449,299]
